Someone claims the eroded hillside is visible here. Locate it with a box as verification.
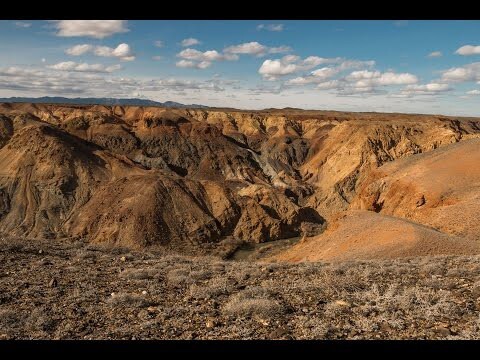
[1,103,479,256]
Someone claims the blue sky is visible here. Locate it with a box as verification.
[1,20,480,115]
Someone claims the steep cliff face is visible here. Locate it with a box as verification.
[1,103,480,254]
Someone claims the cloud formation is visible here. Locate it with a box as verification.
[52,20,129,39]
[176,48,238,69]
[455,45,480,56]
[427,51,442,58]
[441,62,480,83]
[154,40,164,48]
[47,61,122,73]
[224,42,291,57]
[0,65,227,97]
[65,44,93,56]
[286,60,376,85]
[65,43,135,61]
[14,21,31,28]
[259,55,341,80]
[181,38,200,47]
[257,24,284,32]
[400,83,451,96]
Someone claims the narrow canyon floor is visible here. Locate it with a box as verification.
[1,237,480,340]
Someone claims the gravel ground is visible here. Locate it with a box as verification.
[1,237,480,340]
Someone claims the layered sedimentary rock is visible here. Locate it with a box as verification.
[1,103,479,255]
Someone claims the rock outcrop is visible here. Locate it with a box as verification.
[1,103,480,256]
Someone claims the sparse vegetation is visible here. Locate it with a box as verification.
[1,239,480,339]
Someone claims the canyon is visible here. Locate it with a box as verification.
[1,103,480,259]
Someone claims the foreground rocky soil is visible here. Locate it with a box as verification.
[1,237,480,340]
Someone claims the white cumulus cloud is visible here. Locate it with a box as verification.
[224,42,292,57]
[52,20,129,39]
[400,83,452,96]
[66,43,135,61]
[455,45,480,56]
[441,62,480,83]
[346,70,418,85]
[65,44,94,56]
[181,38,200,47]
[259,55,343,80]
[176,48,238,69]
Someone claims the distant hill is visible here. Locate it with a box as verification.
[0,96,209,109]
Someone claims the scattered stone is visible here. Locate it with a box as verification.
[39,258,52,266]
[142,290,147,295]
[416,195,426,207]
[38,249,43,254]
[256,318,270,326]
[147,306,157,313]
[334,300,351,307]
[205,318,216,329]
[49,278,58,288]
[120,256,126,262]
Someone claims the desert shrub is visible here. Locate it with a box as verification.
[0,309,21,329]
[26,308,56,333]
[300,317,331,338]
[166,267,194,286]
[189,269,212,281]
[108,292,150,308]
[120,269,155,280]
[446,267,469,277]
[188,276,232,300]
[223,286,284,318]
[353,316,381,333]
[74,249,97,261]
[0,238,25,252]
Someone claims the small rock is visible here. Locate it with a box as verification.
[120,256,126,262]
[38,249,43,254]
[49,278,58,288]
[206,318,216,329]
[111,292,116,297]
[256,318,270,326]
[40,258,52,266]
[334,300,351,307]
[0,334,8,340]
[416,195,426,207]
[147,306,157,313]
[142,290,147,295]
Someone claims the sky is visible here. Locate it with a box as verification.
[1,20,480,115]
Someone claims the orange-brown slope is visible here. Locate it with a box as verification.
[351,138,480,241]
[274,210,479,262]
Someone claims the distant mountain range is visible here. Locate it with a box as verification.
[0,96,209,109]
